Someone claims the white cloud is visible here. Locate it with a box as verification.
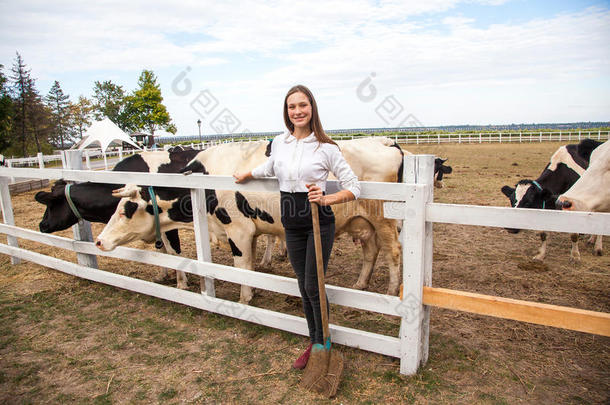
[1,1,608,132]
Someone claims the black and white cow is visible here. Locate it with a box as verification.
[434,158,452,188]
[97,137,439,303]
[34,149,200,288]
[96,137,455,302]
[501,139,603,260]
[558,140,610,213]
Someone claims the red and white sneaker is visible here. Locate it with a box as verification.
[292,343,313,370]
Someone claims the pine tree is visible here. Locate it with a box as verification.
[0,64,12,153]
[45,80,71,149]
[10,52,33,156]
[127,70,176,146]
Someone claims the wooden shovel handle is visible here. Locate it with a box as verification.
[311,202,330,341]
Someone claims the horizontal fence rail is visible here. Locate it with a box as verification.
[422,287,610,337]
[384,202,610,235]
[0,223,402,318]
[0,242,401,358]
[0,167,411,201]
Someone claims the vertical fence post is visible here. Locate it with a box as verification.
[64,150,98,268]
[38,152,45,169]
[84,150,91,170]
[190,188,216,297]
[6,161,15,184]
[118,147,123,161]
[399,154,434,375]
[578,131,581,141]
[0,177,21,264]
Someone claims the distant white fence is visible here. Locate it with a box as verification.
[0,151,609,376]
[5,147,138,169]
[331,130,610,144]
[166,130,610,147]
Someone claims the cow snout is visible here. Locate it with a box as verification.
[39,222,50,233]
[95,239,110,251]
[556,198,573,210]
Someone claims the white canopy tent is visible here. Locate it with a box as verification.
[71,118,141,169]
[73,118,141,151]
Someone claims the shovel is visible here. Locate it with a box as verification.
[300,202,343,398]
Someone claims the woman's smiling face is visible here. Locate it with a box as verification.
[286,91,312,130]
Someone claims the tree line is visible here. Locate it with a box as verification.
[0,52,176,157]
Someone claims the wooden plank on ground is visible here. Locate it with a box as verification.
[422,286,610,337]
[8,179,49,195]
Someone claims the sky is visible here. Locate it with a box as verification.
[1,0,609,137]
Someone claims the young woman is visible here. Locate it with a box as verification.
[234,85,360,369]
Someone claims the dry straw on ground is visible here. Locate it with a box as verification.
[0,141,608,404]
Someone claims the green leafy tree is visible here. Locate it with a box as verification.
[91,80,133,131]
[0,64,13,153]
[127,70,176,146]
[45,80,71,149]
[70,95,93,139]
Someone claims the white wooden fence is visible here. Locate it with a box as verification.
[162,130,610,145]
[336,130,610,144]
[5,147,138,169]
[0,152,609,376]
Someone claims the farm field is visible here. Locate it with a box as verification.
[0,141,608,404]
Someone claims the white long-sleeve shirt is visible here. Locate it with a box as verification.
[251,132,361,199]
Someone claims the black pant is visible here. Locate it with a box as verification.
[285,222,335,345]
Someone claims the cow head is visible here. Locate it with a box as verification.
[95,185,154,251]
[501,180,555,233]
[434,158,452,188]
[95,185,191,251]
[556,141,610,213]
[35,180,79,233]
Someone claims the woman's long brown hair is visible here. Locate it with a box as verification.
[283,85,337,146]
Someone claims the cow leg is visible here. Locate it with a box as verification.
[277,236,287,260]
[152,230,183,285]
[353,236,379,291]
[569,233,581,262]
[587,235,603,256]
[161,231,189,290]
[593,235,603,256]
[153,264,171,283]
[225,227,256,304]
[533,232,548,261]
[259,234,274,268]
[376,221,402,296]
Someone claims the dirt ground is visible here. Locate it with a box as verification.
[0,141,609,404]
